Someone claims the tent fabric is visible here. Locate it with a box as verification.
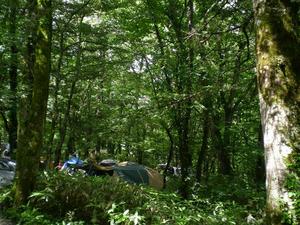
[145,167,163,190]
[113,163,149,185]
[112,161,163,190]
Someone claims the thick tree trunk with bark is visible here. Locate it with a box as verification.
[253,0,300,223]
[15,0,52,205]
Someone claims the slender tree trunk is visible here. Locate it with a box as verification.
[253,0,300,224]
[178,110,192,198]
[162,123,174,188]
[222,103,233,175]
[54,17,83,164]
[8,0,18,156]
[196,114,209,182]
[46,77,59,164]
[46,29,65,164]
[54,79,76,164]
[15,0,52,205]
[176,0,195,199]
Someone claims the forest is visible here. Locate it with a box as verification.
[0,0,299,224]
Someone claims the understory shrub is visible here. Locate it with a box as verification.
[1,172,265,224]
[29,171,146,224]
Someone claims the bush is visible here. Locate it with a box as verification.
[28,171,147,224]
[1,171,265,224]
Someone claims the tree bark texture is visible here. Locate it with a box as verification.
[15,0,52,205]
[253,0,300,224]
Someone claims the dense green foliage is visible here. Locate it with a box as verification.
[0,172,265,224]
[0,0,299,224]
[1,0,261,175]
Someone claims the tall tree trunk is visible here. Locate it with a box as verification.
[196,114,209,182]
[222,102,233,175]
[253,0,300,224]
[163,126,174,188]
[46,77,59,164]
[15,0,52,205]
[46,29,65,164]
[54,79,76,164]
[176,0,194,198]
[177,109,192,198]
[54,17,83,164]
[8,0,18,156]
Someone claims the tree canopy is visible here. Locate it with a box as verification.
[0,0,299,224]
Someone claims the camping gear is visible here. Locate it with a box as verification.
[60,157,163,190]
[61,155,84,170]
[113,162,163,190]
[91,161,163,190]
[60,155,84,175]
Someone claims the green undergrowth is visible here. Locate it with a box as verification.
[0,172,265,225]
